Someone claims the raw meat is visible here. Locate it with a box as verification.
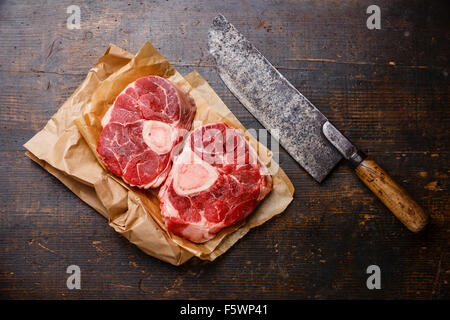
[158,122,272,243]
[97,76,196,188]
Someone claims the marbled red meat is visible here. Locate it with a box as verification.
[97,76,196,188]
[158,122,272,243]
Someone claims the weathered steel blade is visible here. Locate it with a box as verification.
[322,121,366,168]
[208,14,342,182]
[322,121,357,160]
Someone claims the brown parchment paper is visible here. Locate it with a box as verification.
[24,41,294,265]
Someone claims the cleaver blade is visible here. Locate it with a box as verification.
[208,14,429,233]
[208,14,341,182]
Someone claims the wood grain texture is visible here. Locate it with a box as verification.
[355,159,428,232]
[0,0,449,299]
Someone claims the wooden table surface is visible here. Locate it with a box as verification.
[0,0,448,299]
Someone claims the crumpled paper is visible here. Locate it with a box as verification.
[24,42,294,265]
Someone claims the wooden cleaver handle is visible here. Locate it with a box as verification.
[355,158,428,232]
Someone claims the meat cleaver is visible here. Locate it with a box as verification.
[208,14,428,232]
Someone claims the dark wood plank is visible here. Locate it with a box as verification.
[0,0,448,299]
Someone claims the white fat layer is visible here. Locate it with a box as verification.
[172,147,218,196]
[161,193,180,218]
[181,224,213,243]
[162,184,218,243]
[101,106,113,127]
[138,163,170,189]
[142,120,174,155]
